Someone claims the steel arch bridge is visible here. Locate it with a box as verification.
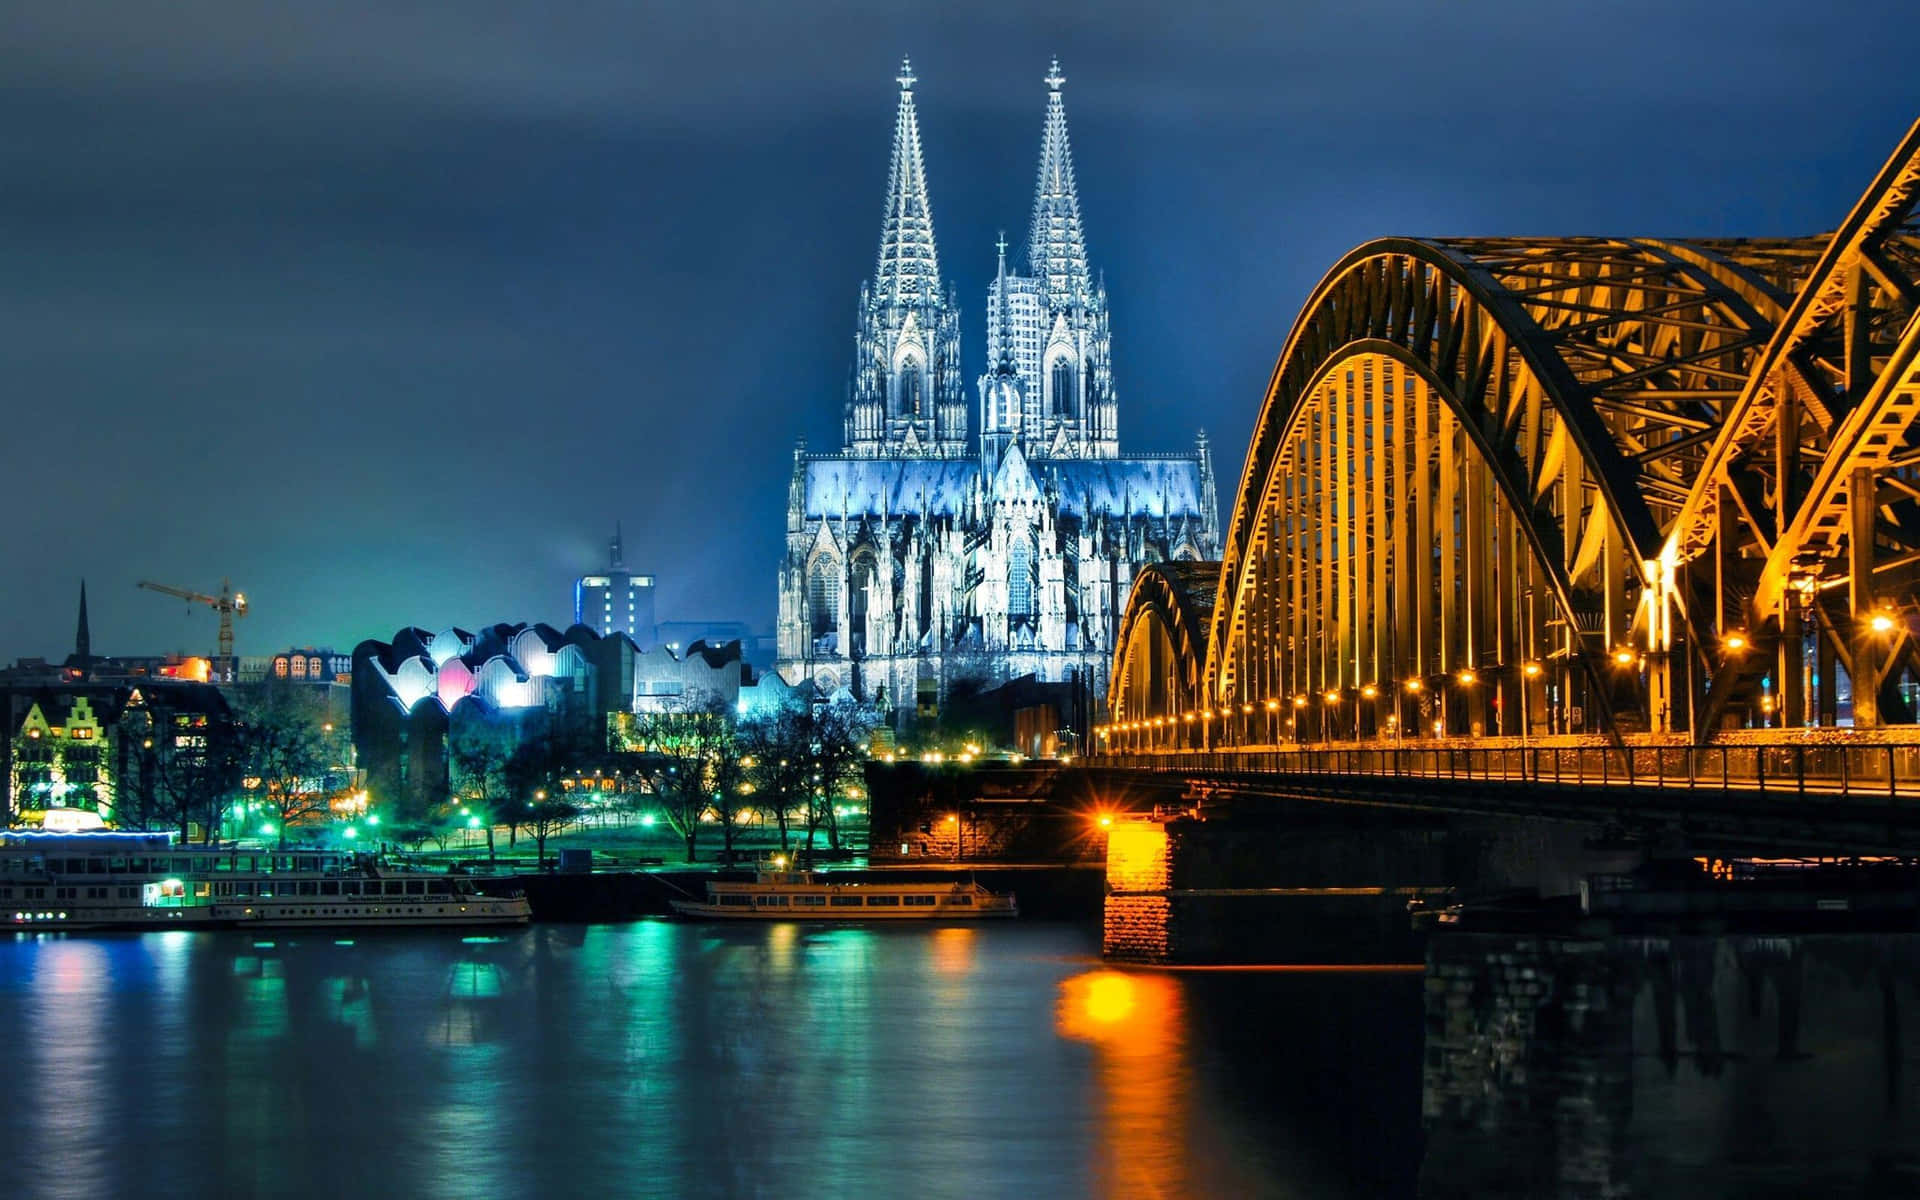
[1104,119,1920,754]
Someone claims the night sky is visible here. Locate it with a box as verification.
[5,1,1913,663]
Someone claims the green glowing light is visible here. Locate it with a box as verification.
[640,814,656,828]
[366,815,380,826]
[343,827,358,840]
[467,816,481,828]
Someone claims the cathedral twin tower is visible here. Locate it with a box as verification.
[779,59,1219,716]
[846,57,1116,462]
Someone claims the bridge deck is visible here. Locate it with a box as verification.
[1090,744,1920,853]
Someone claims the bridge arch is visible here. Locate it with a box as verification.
[1662,122,1920,729]
[1108,563,1217,748]
[1205,235,1818,739]
[1104,120,1920,748]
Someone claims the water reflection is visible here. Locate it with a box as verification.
[0,924,1426,1200]
[1422,932,1920,1199]
[1057,969,1190,1197]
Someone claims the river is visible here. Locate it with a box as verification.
[2,923,1914,1198]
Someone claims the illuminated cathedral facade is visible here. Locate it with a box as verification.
[777,59,1219,718]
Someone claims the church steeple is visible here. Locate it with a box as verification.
[846,58,966,460]
[1027,57,1091,306]
[73,579,92,675]
[874,56,942,305]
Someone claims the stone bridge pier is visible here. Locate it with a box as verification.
[1101,801,1642,965]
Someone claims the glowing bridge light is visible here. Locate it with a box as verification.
[1523,661,1543,678]
[1870,611,1896,634]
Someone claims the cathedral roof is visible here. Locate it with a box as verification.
[800,452,1211,521]
[1041,457,1209,520]
[803,457,979,519]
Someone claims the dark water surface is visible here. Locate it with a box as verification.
[0,923,1422,1199]
[9,923,1916,1199]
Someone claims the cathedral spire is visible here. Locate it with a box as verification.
[874,56,942,305]
[1026,57,1090,305]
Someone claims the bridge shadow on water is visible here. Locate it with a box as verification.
[1420,931,1920,1199]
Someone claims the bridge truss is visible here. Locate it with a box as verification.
[1106,120,1920,749]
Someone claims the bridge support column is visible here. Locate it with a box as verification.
[1850,465,1883,728]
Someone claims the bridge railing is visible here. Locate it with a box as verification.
[1096,744,1920,803]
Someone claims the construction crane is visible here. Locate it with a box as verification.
[137,578,248,682]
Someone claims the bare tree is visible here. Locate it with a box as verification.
[233,681,332,847]
[524,796,582,870]
[150,717,241,843]
[616,697,743,863]
[738,703,812,853]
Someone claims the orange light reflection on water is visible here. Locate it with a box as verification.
[1056,968,1189,1198]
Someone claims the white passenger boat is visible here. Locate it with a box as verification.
[0,830,531,931]
[669,862,1017,920]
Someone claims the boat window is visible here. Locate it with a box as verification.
[298,882,318,896]
[340,882,359,896]
[125,858,145,874]
[109,858,127,872]
[719,894,752,906]
[951,895,972,905]
[792,895,826,906]
[274,856,295,872]
[405,882,425,895]
[298,857,318,872]
[829,896,863,907]
[172,858,192,875]
[87,859,107,874]
[866,896,900,906]
[321,882,340,896]
[386,882,406,896]
[904,896,936,906]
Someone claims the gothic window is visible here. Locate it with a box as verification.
[808,562,841,644]
[1051,358,1075,418]
[897,359,923,418]
[1009,539,1035,621]
[849,555,874,656]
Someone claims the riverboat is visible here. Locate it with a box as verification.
[0,830,531,931]
[668,862,1017,920]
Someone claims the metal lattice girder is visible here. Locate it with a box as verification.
[1110,562,1217,721]
[1667,121,1920,573]
[1190,234,1821,731]
[1109,118,1920,740]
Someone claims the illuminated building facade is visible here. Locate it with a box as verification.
[778,60,1219,719]
[350,622,780,817]
[0,682,233,825]
[575,524,656,647]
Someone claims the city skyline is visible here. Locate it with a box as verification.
[3,1,1912,662]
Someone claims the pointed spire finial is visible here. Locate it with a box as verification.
[1028,58,1090,304]
[873,57,941,304]
[75,579,91,670]
[898,55,916,91]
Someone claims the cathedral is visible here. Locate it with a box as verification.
[777,58,1220,720]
